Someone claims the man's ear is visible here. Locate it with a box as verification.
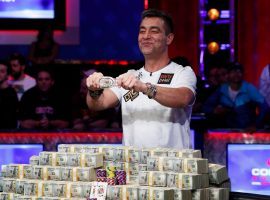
[166,33,174,45]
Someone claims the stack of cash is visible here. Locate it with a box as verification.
[208,164,229,185]
[32,166,48,180]
[16,179,27,195]
[183,158,208,174]
[23,180,43,197]
[30,156,40,166]
[2,178,16,193]
[174,188,192,200]
[70,182,91,198]
[39,152,56,166]
[209,187,230,200]
[147,157,185,172]
[192,188,209,200]
[6,164,30,179]
[0,192,14,199]
[139,171,167,187]
[80,153,103,168]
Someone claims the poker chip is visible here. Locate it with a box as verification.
[115,170,126,185]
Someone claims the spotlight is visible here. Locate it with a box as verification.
[208,41,220,54]
[208,8,220,21]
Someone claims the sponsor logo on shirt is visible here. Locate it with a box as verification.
[157,73,174,84]
[123,90,139,102]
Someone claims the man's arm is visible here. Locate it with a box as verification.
[151,86,195,108]
[86,72,119,111]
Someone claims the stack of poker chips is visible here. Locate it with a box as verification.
[115,170,126,185]
[106,166,116,185]
[96,169,106,182]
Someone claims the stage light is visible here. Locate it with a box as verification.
[208,41,220,54]
[208,8,220,21]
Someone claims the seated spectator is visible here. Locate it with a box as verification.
[28,26,59,65]
[19,68,70,129]
[72,69,120,130]
[203,62,269,130]
[259,64,270,106]
[193,66,224,113]
[8,53,36,100]
[0,61,19,129]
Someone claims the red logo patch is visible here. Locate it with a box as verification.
[157,73,174,84]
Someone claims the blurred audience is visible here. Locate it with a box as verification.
[259,64,270,106]
[203,62,269,130]
[193,66,228,113]
[0,61,19,129]
[72,69,121,130]
[19,68,70,129]
[8,53,36,100]
[28,26,59,65]
[258,64,270,129]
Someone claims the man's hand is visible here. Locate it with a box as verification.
[116,72,146,92]
[86,72,104,91]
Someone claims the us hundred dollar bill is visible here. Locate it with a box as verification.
[209,187,230,200]
[24,180,43,197]
[16,179,27,194]
[70,182,91,198]
[6,164,29,179]
[2,178,16,193]
[174,188,192,200]
[150,187,174,200]
[58,144,75,153]
[81,153,103,168]
[47,166,62,181]
[179,173,203,189]
[106,185,123,200]
[52,181,71,198]
[56,153,80,167]
[125,185,139,200]
[147,157,184,173]
[76,167,96,182]
[61,167,76,182]
[138,186,150,200]
[23,165,33,179]
[184,158,208,174]
[43,181,54,197]
[208,163,229,184]
[29,155,40,165]
[192,188,209,200]
[32,166,48,180]
[0,192,14,200]
[139,171,167,187]
[39,152,56,166]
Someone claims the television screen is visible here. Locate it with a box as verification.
[227,144,270,196]
[0,0,65,30]
[0,0,54,19]
[0,144,43,170]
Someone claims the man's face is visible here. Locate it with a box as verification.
[0,64,8,83]
[37,71,54,92]
[10,59,24,79]
[228,69,243,84]
[138,17,173,56]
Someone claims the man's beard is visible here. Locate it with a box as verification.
[12,71,22,80]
